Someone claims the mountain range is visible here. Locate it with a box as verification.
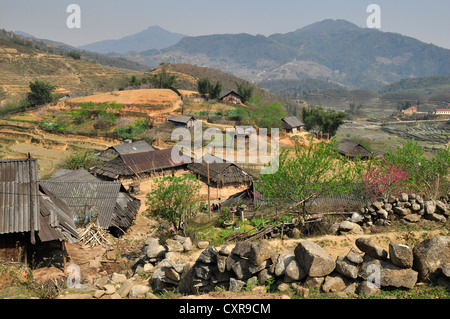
[78,25,186,54]
[116,19,450,90]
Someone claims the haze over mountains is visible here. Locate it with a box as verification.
[76,19,449,91]
[78,25,186,54]
[8,19,450,91]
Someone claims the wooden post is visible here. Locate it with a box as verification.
[61,240,67,271]
[207,161,211,220]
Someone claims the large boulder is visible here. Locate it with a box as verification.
[381,268,418,289]
[294,241,336,277]
[146,244,166,260]
[335,256,359,279]
[413,236,450,281]
[389,243,413,268]
[249,240,273,266]
[355,237,388,260]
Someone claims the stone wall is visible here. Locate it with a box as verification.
[130,234,450,298]
[335,193,449,235]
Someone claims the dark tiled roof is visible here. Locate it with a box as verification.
[187,154,252,185]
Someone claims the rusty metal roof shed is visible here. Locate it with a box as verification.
[120,148,191,174]
[0,159,40,235]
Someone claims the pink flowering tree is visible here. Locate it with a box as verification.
[362,159,412,201]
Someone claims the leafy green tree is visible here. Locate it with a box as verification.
[256,138,360,215]
[145,175,201,231]
[197,77,222,100]
[209,81,222,100]
[67,51,81,60]
[149,67,177,88]
[197,77,211,98]
[301,106,346,136]
[236,82,254,103]
[27,80,56,106]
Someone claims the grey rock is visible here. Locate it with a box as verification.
[436,200,448,214]
[116,279,135,298]
[145,237,160,246]
[165,267,181,281]
[198,246,218,264]
[403,214,421,223]
[285,258,307,281]
[249,240,273,266]
[413,236,450,281]
[424,213,447,223]
[231,259,253,281]
[229,278,245,292]
[357,281,380,298]
[338,221,363,234]
[335,256,359,279]
[346,247,364,264]
[294,241,336,277]
[257,269,272,285]
[231,241,253,259]
[389,243,413,268]
[274,253,296,277]
[111,273,127,284]
[351,212,364,223]
[219,245,233,256]
[166,239,184,252]
[183,237,193,251]
[355,237,388,260]
[146,244,166,260]
[400,193,409,202]
[393,207,411,216]
[129,284,150,298]
[304,276,325,289]
[322,275,346,293]
[217,255,227,273]
[424,200,437,215]
[381,268,418,289]
[197,241,210,249]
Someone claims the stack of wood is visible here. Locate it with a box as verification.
[79,223,108,247]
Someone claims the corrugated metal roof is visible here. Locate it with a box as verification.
[282,116,305,129]
[0,159,40,235]
[39,181,121,229]
[120,148,191,174]
[110,140,156,155]
[51,168,100,182]
[167,115,196,124]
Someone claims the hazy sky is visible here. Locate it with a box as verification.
[1,0,449,49]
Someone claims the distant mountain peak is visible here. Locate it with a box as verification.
[295,19,361,33]
[78,25,186,54]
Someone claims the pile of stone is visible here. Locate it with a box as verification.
[336,193,449,234]
[143,235,450,297]
[92,272,157,299]
[133,235,210,275]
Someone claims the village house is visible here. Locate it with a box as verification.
[433,109,450,116]
[41,168,140,235]
[91,147,191,183]
[98,140,158,161]
[336,139,373,160]
[187,153,253,189]
[218,90,245,106]
[281,116,306,133]
[167,114,197,128]
[0,158,79,266]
